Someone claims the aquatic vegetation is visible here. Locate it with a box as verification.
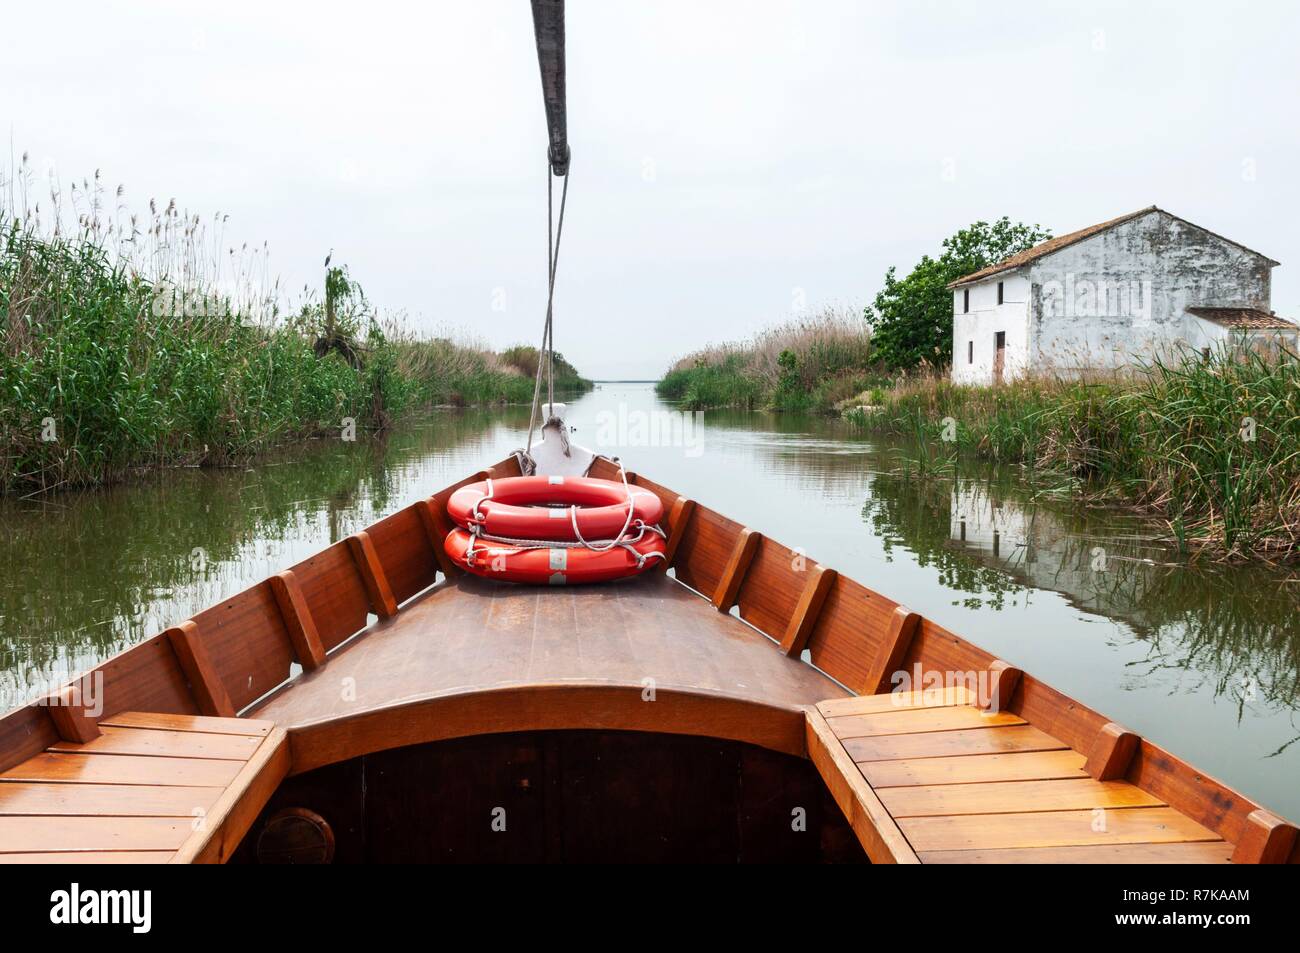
[850,350,1300,560]
[0,161,589,495]
[657,308,877,412]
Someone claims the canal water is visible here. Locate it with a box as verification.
[2,382,1296,818]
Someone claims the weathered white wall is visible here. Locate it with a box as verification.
[1185,317,1300,356]
[951,274,1030,384]
[1026,209,1274,373]
[1184,315,1231,352]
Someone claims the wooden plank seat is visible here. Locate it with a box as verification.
[0,713,288,863]
[807,688,1235,864]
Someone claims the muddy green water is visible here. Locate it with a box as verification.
[2,382,1297,819]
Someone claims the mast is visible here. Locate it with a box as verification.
[530,0,569,176]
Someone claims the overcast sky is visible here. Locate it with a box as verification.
[4,1,1298,379]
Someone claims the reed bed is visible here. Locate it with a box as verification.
[0,160,588,495]
[849,349,1300,560]
[656,309,876,411]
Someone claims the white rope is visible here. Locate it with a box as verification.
[461,460,663,570]
[525,159,570,456]
[470,478,495,523]
[462,521,667,569]
[568,459,637,553]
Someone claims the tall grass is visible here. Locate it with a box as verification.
[850,348,1300,559]
[0,159,590,495]
[0,215,399,493]
[657,308,877,411]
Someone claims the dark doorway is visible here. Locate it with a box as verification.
[993,330,1006,383]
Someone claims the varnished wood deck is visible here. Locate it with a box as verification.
[807,689,1235,864]
[248,572,847,772]
[0,713,287,863]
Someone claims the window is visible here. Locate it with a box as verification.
[963,288,969,313]
[997,281,1004,305]
[968,341,974,364]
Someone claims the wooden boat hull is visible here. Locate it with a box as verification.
[1,455,1295,864]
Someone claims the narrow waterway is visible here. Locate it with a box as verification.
[1,382,1296,818]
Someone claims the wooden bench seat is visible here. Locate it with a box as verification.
[807,688,1237,864]
[0,712,287,863]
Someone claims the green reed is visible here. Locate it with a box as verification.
[852,349,1300,559]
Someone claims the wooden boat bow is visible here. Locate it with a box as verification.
[1,454,1296,863]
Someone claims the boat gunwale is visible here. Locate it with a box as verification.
[1,453,1295,863]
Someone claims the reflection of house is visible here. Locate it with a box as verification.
[948,207,1298,385]
[949,483,1031,562]
[945,480,1298,710]
[948,481,1137,622]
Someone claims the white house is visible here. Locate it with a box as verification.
[948,207,1299,384]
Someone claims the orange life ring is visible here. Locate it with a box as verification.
[447,475,664,542]
[444,527,666,584]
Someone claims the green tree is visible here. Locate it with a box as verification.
[864,217,1051,370]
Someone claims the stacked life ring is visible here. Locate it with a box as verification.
[444,473,667,585]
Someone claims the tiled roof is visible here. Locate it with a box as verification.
[947,207,1280,289]
[1187,307,1298,331]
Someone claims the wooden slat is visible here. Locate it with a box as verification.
[347,530,399,619]
[1125,740,1258,846]
[660,497,695,571]
[44,686,100,743]
[0,782,224,817]
[1,753,244,787]
[90,634,198,721]
[366,504,440,603]
[0,851,175,864]
[1010,673,1108,758]
[165,621,236,718]
[0,706,60,775]
[269,570,327,670]
[862,750,1090,788]
[845,724,1066,763]
[735,537,806,639]
[779,565,836,656]
[1084,721,1140,781]
[827,705,1024,739]
[899,618,998,690]
[1231,809,1299,864]
[879,778,1164,818]
[804,709,919,864]
[189,580,297,712]
[804,575,898,691]
[0,816,192,853]
[99,713,272,736]
[417,497,461,576]
[712,528,760,612]
[816,686,975,717]
[176,728,291,864]
[290,541,372,651]
[49,726,263,761]
[860,606,919,696]
[672,505,743,598]
[919,842,1234,864]
[900,807,1221,852]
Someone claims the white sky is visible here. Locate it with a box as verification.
[4,0,1298,379]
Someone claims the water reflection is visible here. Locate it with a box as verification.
[0,409,530,707]
[863,468,1300,731]
[1,383,1296,817]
